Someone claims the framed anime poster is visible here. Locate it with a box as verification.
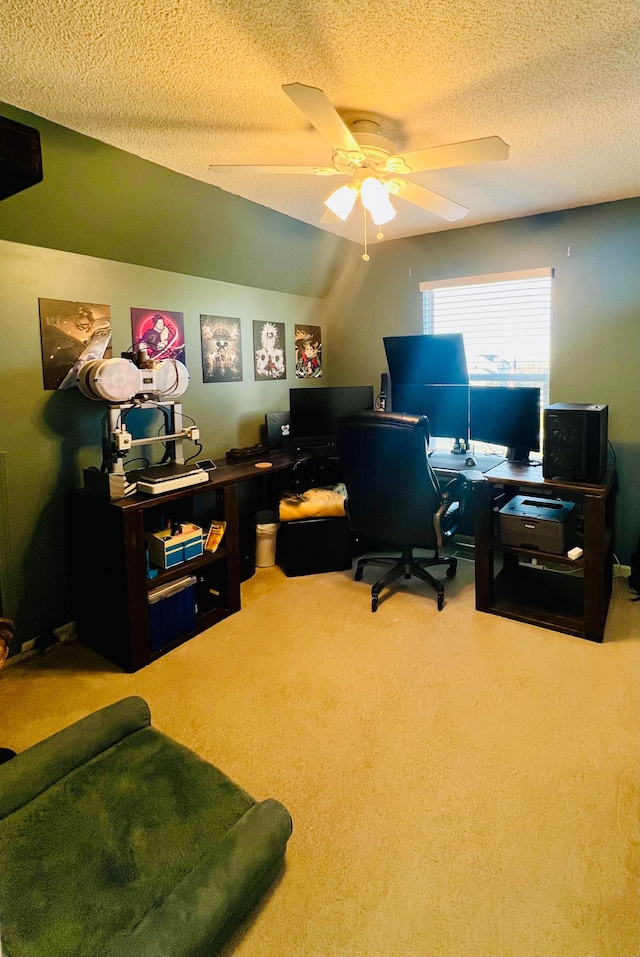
[200,315,243,382]
[131,308,185,363]
[38,298,112,390]
[253,320,286,380]
[295,325,322,378]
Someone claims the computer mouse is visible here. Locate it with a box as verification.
[465,455,477,467]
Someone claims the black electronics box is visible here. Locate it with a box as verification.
[499,495,577,555]
[543,403,608,483]
[277,516,352,577]
[0,115,43,200]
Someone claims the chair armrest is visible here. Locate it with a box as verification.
[434,470,487,547]
[440,468,487,500]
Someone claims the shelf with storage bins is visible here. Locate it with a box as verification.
[474,462,617,642]
[72,476,240,672]
[71,448,304,672]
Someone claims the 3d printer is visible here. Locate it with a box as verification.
[79,350,207,496]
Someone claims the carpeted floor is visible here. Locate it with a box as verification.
[2,556,639,956]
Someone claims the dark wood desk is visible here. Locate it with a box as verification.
[473,462,617,642]
[72,450,304,671]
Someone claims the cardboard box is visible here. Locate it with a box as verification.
[148,523,203,569]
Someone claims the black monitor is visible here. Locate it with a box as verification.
[470,386,541,462]
[383,334,469,386]
[391,384,470,442]
[289,385,374,449]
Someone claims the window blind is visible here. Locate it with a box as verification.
[421,268,552,406]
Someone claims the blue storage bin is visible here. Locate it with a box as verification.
[147,524,203,569]
[148,575,197,652]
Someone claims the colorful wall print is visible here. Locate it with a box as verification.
[131,308,185,362]
[253,320,286,380]
[39,298,112,390]
[295,325,322,378]
[200,315,243,382]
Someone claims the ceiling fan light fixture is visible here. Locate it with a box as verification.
[360,176,396,225]
[370,198,396,225]
[324,183,357,220]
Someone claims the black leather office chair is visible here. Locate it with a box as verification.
[337,411,484,611]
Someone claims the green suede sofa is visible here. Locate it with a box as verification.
[0,696,292,956]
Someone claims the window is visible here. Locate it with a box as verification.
[420,268,552,452]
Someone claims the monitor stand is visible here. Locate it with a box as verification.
[506,446,532,465]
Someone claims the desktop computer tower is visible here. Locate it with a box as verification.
[543,403,608,482]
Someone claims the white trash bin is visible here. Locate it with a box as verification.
[254,510,280,567]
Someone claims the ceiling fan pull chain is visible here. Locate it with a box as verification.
[362,207,370,261]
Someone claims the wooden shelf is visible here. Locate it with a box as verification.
[146,548,227,591]
[474,464,616,643]
[71,450,304,671]
[490,565,584,637]
[496,542,585,569]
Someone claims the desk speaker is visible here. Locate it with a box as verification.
[543,403,608,482]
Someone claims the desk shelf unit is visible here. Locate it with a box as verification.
[474,463,617,642]
[72,450,300,671]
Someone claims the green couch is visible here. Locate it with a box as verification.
[0,696,292,956]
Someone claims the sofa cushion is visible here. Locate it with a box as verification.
[0,707,291,957]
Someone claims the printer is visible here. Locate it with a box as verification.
[498,495,577,555]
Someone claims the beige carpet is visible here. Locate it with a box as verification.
[2,557,639,957]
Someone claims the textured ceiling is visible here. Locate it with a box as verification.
[1,0,639,244]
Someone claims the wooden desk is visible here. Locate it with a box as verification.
[473,462,617,642]
[72,450,304,671]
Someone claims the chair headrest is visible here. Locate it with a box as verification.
[338,410,430,438]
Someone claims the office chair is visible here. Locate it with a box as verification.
[336,411,484,611]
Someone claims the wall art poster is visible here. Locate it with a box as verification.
[253,320,286,380]
[131,308,185,363]
[200,315,243,382]
[295,325,322,378]
[39,298,112,391]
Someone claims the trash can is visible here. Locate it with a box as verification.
[254,510,280,567]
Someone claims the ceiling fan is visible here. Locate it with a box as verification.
[210,83,509,254]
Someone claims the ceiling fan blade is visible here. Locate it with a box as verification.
[209,164,340,175]
[388,136,509,174]
[282,83,363,158]
[393,180,469,222]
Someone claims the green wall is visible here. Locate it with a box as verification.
[0,103,360,647]
[1,101,638,648]
[0,240,334,646]
[0,103,358,299]
[325,200,640,564]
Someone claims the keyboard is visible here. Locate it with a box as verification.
[295,441,338,457]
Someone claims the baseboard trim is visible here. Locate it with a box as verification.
[6,621,77,668]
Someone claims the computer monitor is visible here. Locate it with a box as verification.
[383,334,469,386]
[470,386,541,462]
[288,385,374,449]
[391,384,470,442]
